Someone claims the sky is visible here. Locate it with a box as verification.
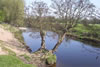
[91,0,100,8]
[25,0,51,6]
[25,0,100,8]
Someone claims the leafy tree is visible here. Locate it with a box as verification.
[0,0,25,26]
[0,10,5,22]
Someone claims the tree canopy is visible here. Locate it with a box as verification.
[0,0,25,26]
[0,10,5,22]
[51,0,95,30]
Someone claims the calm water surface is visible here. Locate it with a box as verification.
[22,29,100,67]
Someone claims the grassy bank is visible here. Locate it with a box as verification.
[72,24,100,40]
[0,24,37,67]
[0,23,25,45]
[0,55,35,67]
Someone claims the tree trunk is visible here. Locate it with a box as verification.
[40,30,46,49]
[52,32,66,53]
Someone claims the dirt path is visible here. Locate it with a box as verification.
[0,25,28,55]
[0,27,14,42]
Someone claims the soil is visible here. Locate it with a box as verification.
[0,25,48,67]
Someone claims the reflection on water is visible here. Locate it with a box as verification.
[22,29,100,67]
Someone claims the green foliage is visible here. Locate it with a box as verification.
[0,55,35,67]
[46,52,56,65]
[0,10,5,22]
[0,0,25,26]
[72,24,100,39]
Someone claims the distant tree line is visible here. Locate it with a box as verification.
[25,0,100,31]
[82,18,100,25]
[0,0,100,28]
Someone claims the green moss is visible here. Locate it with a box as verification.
[0,55,36,67]
[46,52,56,65]
[34,49,56,65]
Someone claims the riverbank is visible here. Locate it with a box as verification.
[66,33,100,45]
[72,24,100,40]
[0,23,99,67]
[25,22,100,41]
[19,23,100,45]
[68,24,100,44]
[14,23,100,45]
[0,23,56,67]
[0,24,36,67]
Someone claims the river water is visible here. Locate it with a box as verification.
[22,29,100,67]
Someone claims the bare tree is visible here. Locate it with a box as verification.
[30,1,49,23]
[51,0,95,30]
[25,0,49,28]
[94,9,100,19]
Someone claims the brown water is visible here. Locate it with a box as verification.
[22,29,100,67]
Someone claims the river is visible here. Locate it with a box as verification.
[22,29,100,67]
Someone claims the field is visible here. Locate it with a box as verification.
[72,24,100,40]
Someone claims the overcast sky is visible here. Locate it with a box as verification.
[25,0,100,8]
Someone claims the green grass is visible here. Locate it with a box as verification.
[0,55,35,67]
[14,30,25,45]
[72,24,100,39]
[20,54,31,61]
[0,24,19,32]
